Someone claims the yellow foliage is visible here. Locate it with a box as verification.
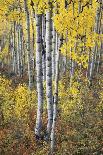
[14,84,37,119]
[0,42,9,61]
[0,76,37,122]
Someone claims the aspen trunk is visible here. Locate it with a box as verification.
[42,14,46,81]
[89,3,101,81]
[24,0,33,89]
[46,5,53,137]
[51,34,61,153]
[19,25,23,77]
[17,24,21,76]
[31,14,35,71]
[35,14,44,137]
[22,35,26,71]
[42,14,46,44]
[97,41,102,73]
[13,21,17,74]
[10,26,14,72]
[70,47,74,87]
[52,23,56,80]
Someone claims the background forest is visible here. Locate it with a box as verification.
[0,0,103,155]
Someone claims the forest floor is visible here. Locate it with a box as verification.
[0,66,103,155]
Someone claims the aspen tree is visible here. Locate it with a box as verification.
[52,20,56,80]
[42,14,46,81]
[24,0,33,89]
[13,21,17,74]
[17,24,21,76]
[35,13,44,138]
[10,26,14,72]
[46,0,53,138]
[19,25,24,77]
[97,40,103,73]
[30,4,35,72]
[89,2,102,82]
[51,34,62,153]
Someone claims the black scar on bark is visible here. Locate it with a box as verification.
[41,39,46,59]
[65,0,68,8]
[35,134,44,141]
[30,0,34,7]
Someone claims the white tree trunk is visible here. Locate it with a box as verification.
[46,8,53,137]
[42,14,46,81]
[35,14,44,137]
[52,23,56,80]
[17,24,21,76]
[19,25,23,77]
[24,0,33,89]
[89,3,101,81]
[13,21,17,74]
[51,34,61,153]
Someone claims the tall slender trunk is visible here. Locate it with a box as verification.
[13,21,17,74]
[70,46,74,87]
[17,24,21,76]
[97,40,102,73]
[24,0,33,89]
[22,35,26,71]
[10,26,14,72]
[35,14,44,137]
[19,25,23,77]
[46,2,53,137]
[42,14,46,81]
[89,3,101,81]
[52,23,56,80]
[42,14,46,44]
[31,13,35,71]
[51,34,61,153]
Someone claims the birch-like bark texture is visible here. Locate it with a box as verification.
[51,34,61,153]
[24,0,33,89]
[13,21,17,74]
[89,3,101,81]
[96,49,101,73]
[10,26,14,72]
[31,14,35,71]
[42,14,46,44]
[46,2,53,137]
[35,14,44,137]
[97,41,103,73]
[95,4,102,73]
[22,35,26,71]
[42,42,46,81]
[70,45,75,87]
[17,24,21,76]
[42,14,46,81]
[31,0,35,72]
[52,23,56,80]
[19,25,23,77]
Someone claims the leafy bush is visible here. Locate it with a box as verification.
[58,75,103,154]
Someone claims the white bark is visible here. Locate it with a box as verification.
[70,47,74,87]
[51,34,61,153]
[13,21,17,74]
[52,23,56,80]
[19,25,23,77]
[46,8,53,137]
[35,14,44,137]
[89,3,101,81]
[31,13,35,71]
[17,24,21,76]
[42,14,46,44]
[42,14,46,81]
[24,0,33,89]
[10,26,14,72]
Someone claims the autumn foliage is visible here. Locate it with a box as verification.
[0,0,103,154]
